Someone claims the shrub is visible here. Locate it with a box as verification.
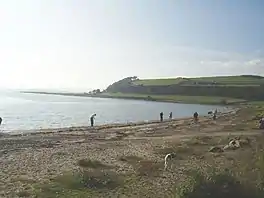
[36,170,124,197]
[175,169,264,198]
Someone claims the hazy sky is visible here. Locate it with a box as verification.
[0,0,264,90]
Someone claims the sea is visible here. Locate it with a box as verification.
[0,91,228,133]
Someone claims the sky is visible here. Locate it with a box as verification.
[0,0,264,90]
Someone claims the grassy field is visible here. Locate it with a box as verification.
[189,75,264,84]
[100,92,246,105]
[133,77,186,86]
[133,75,264,86]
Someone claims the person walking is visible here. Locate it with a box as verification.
[169,112,172,119]
[90,114,96,127]
[213,109,217,120]
[193,112,198,123]
[160,112,164,122]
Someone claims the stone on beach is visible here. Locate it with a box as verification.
[209,146,224,153]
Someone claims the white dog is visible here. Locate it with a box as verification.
[164,153,176,170]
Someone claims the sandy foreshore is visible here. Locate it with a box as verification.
[1,106,261,198]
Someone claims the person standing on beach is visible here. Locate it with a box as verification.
[213,109,217,120]
[259,117,264,129]
[0,117,2,125]
[169,112,172,119]
[193,112,198,123]
[160,112,164,122]
[90,114,96,127]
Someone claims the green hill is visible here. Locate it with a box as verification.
[133,75,264,86]
[102,75,264,104]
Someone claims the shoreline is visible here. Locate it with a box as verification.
[2,107,237,137]
[2,118,193,136]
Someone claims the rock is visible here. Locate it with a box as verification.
[223,145,237,150]
[224,138,250,151]
[229,140,240,148]
[223,145,230,150]
[209,146,224,153]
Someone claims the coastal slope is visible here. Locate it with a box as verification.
[22,75,264,105]
[103,75,264,103]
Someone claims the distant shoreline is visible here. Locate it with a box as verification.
[20,91,245,105]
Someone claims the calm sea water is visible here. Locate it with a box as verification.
[0,91,227,132]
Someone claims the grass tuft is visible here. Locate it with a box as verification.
[119,155,142,163]
[35,170,124,197]
[77,159,112,169]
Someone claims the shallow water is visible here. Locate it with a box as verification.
[0,91,227,132]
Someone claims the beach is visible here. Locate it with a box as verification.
[1,106,263,197]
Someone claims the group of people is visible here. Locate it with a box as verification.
[91,111,175,127]
[159,111,210,123]
[51,114,264,130]
[91,110,196,126]
[159,112,173,122]
[207,109,218,120]
[194,109,218,123]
